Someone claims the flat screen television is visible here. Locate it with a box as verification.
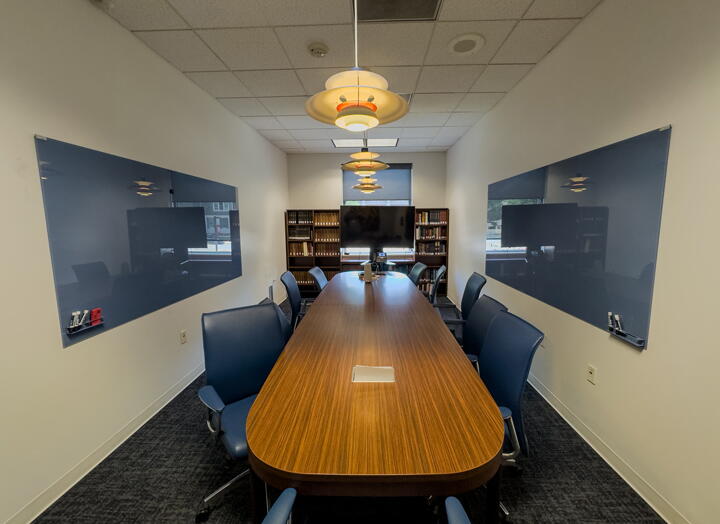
[501,203,579,248]
[340,206,415,249]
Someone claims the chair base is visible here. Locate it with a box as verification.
[195,468,250,522]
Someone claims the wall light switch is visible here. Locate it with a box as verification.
[586,364,597,385]
[179,329,188,345]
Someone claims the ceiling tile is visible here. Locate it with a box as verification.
[367,67,422,94]
[524,0,601,19]
[234,70,305,97]
[327,128,368,139]
[446,112,483,126]
[167,0,267,27]
[218,98,269,116]
[424,21,515,65]
[415,65,485,93]
[455,92,504,112]
[289,129,333,140]
[272,140,303,150]
[259,0,352,25]
[431,135,462,147]
[401,127,442,138]
[259,129,294,140]
[399,138,433,147]
[135,31,225,71]
[492,19,578,63]
[276,25,354,69]
[358,22,434,66]
[101,0,187,30]
[242,116,284,129]
[396,146,431,152]
[435,126,471,141]
[470,64,532,92]
[385,113,451,127]
[438,0,533,21]
[277,115,333,129]
[197,28,290,70]
[258,96,308,115]
[366,127,403,138]
[299,139,335,150]
[410,93,464,113]
[295,68,346,95]
[185,72,253,97]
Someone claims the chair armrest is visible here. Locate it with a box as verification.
[500,406,522,463]
[198,385,225,414]
[263,488,296,524]
[445,497,471,524]
[443,318,465,326]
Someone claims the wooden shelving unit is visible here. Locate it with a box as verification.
[286,209,341,297]
[414,208,449,296]
[285,207,449,298]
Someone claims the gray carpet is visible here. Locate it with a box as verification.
[34,300,663,523]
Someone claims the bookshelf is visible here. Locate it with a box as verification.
[285,207,448,298]
[415,208,449,296]
[286,209,341,297]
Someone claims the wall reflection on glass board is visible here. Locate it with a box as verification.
[35,137,242,347]
[485,128,671,341]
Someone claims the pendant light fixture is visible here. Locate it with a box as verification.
[341,147,389,176]
[305,0,409,131]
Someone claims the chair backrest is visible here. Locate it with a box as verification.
[478,311,544,424]
[407,262,427,286]
[280,271,302,329]
[308,266,328,291]
[460,272,487,320]
[462,295,508,357]
[428,264,447,304]
[202,302,290,405]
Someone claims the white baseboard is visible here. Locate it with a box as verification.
[7,364,204,524]
[527,373,690,524]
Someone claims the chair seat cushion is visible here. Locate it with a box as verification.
[220,394,256,459]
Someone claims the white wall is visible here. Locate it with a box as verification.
[288,152,446,208]
[0,1,288,522]
[446,1,720,523]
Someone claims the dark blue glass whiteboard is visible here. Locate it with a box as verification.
[35,137,242,347]
[486,128,671,343]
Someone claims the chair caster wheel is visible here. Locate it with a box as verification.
[195,507,212,523]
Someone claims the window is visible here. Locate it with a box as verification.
[486,198,542,254]
[342,163,412,204]
[176,200,236,256]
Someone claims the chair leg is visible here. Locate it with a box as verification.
[195,469,250,522]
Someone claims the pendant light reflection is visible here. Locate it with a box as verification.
[561,175,592,193]
[131,180,160,197]
[305,0,408,131]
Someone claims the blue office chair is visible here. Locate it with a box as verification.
[280,271,307,331]
[436,272,487,342]
[479,310,544,458]
[308,266,328,291]
[462,295,508,372]
[263,488,296,524]
[445,497,471,524]
[195,302,291,522]
[407,262,427,286]
[428,264,447,305]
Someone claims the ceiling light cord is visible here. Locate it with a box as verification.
[353,0,358,68]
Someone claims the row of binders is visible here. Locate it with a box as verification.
[314,212,340,226]
[287,210,313,224]
[314,229,340,242]
[315,243,340,256]
[416,241,447,255]
[288,242,313,256]
[416,209,448,225]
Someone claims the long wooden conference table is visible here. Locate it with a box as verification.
[247,271,504,521]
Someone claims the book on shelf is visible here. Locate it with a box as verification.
[314,228,339,242]
[314,211,339,226]
[288,210,313,224]
[315,242,340,256]
[415,225,447,240]
[417,240,447,255]
[289,241,313,256]
[416,209,448,225]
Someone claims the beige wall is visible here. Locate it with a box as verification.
[0,1,288,522]
[446,1,720,523]
[288,152,446,208]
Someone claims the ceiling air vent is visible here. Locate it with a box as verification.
[358,0,442,22]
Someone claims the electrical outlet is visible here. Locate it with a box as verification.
[586,364,597,385]
[179,329,188,345]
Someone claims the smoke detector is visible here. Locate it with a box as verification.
[308,42,329,58]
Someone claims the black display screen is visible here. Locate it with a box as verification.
[340,206,415,249]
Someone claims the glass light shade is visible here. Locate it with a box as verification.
[341,159,389,172]
[335,105,379,132]
[306,68,409,128]
[352,181,383,193]
[356,176,377,184]
[350,150,380,160]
